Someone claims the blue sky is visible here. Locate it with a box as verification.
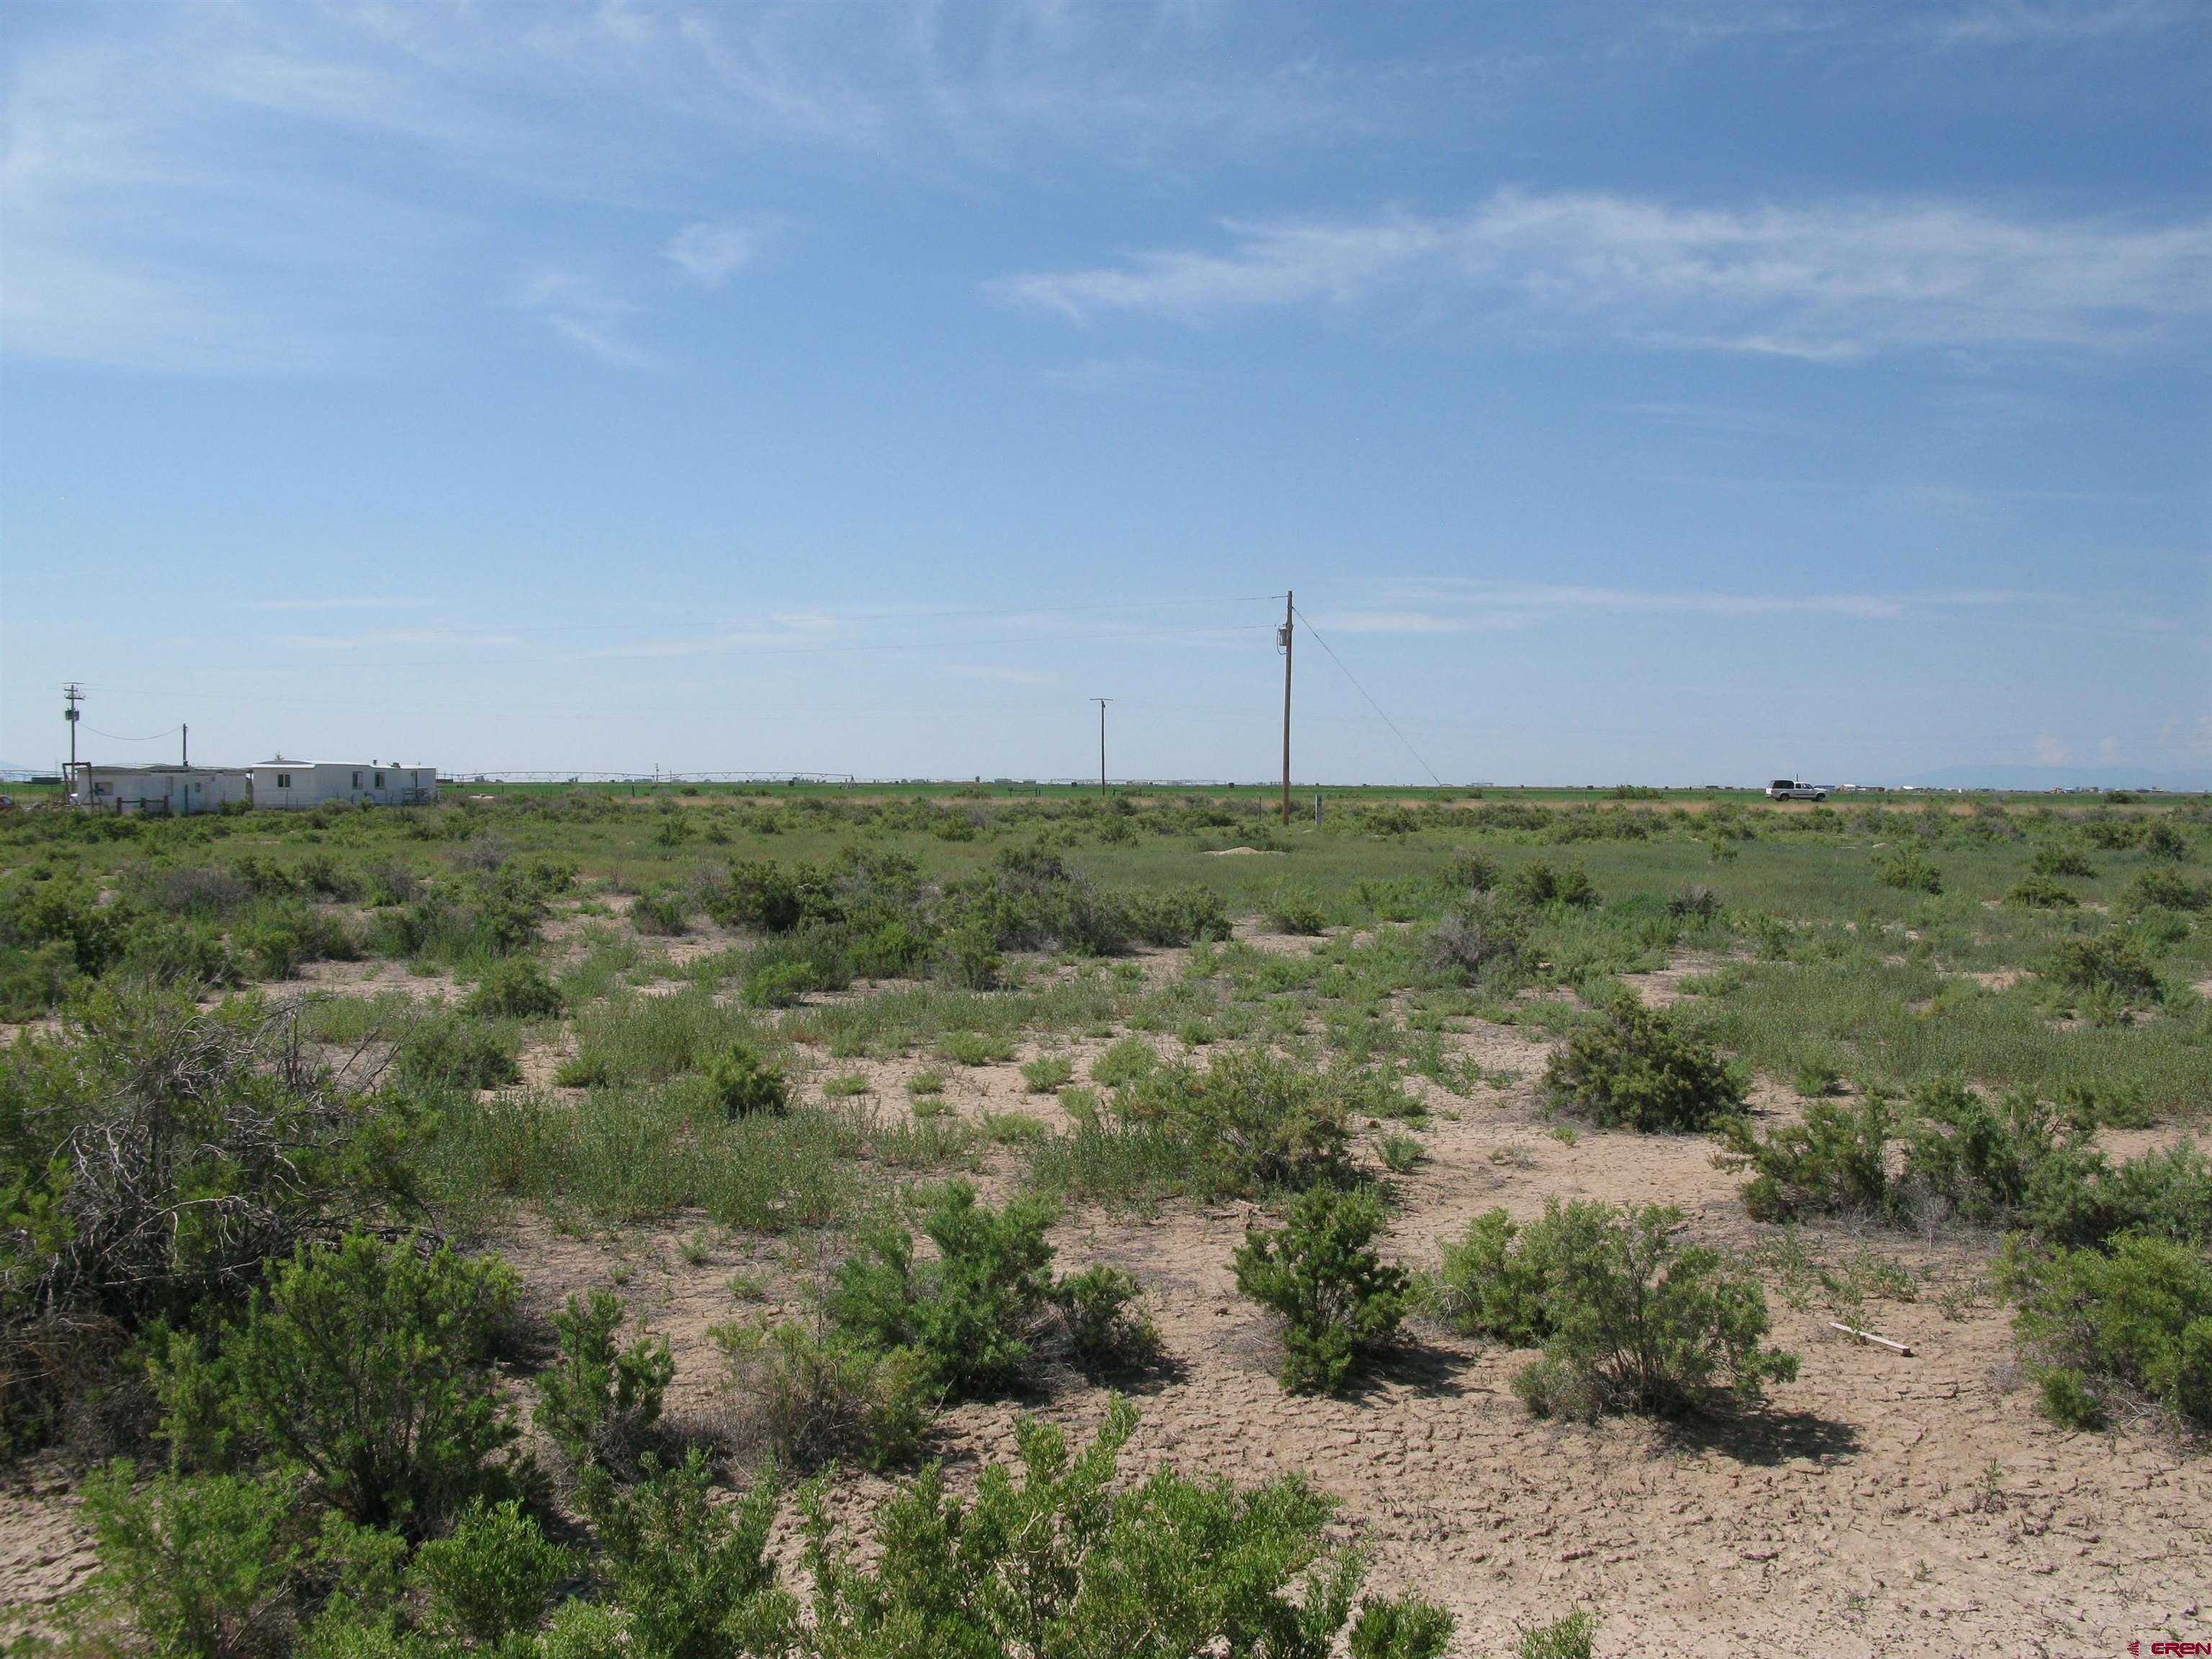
[3,1,2206,785]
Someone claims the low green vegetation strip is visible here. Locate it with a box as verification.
[1,785,2207,1652]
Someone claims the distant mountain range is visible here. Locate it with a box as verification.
[1894,764,2212,793]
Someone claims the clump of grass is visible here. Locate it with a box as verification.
[1020,1054,1074,1093]
[1089,1037,1159,1089]
[1377,1130,1424,1173]
[821,1071,870,1099]
[939,1030,1015,1067]
[907,1069,946,1097]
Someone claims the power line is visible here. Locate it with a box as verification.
[84,724,184,742]
[1290,604,1445,788]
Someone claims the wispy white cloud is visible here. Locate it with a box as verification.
[518,269,650,367]
[994,189,2212,360]
[279,629,522,649]
[665,222,762,287]
[1313,611,1473,635]
[938,664,1061,687]
[585,611,850,660]
[249,596,415,612]
[1372,580,2036,626]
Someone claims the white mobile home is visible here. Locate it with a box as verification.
[68,764,251,816]
[250,760,437,809]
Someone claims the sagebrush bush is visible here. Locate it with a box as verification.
[0,994,417,1445]
[1507,859,1599,910]
[798,1398,1452,1659]
[1665,884,1720,922]
[2031,844,2098,880]
[1431,1201,1796,1419]
[1424,895,1527,979]
[1115,1048,1357,1197]
[703,1040,788,1118]
[534,1289,674,1476]
[411,1497,572,1647]
[1544,997,1745,1133]
[2047,934,2162,1007]
[156,1233,522,1537]
[1723,1094,1897,1223]
[2005,1232,2212,1435]
[716,1318,931,1470]
[464,957,564,1020]
[1872,842,1943,894]
[2005,876,2080,909]
[74,1461,308,1659]
[577,1447,791,1659]
[2123,868,2211,913]
[1264,884,1327,935]
[1439,850,1501,894]
[1050,1263,1160,1371]
[393,1014,521,1091]
[827,1181,1060,1397]
[1233,1184,1409,1394]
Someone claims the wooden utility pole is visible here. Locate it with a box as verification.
[1092,698,1110,796]
[1279,593,1294,826]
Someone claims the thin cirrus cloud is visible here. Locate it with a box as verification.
[516,269,652,367]
[665,222,763,287]
[1319,585,2039,633]
[993,189,2212,360]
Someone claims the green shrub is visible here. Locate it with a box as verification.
[2005,876,2080,909]
[1723,1095,1896,1223]
[740,959,817,1009]
[1089,1036,1159,1089]
[939,1029,1015,1066]
[1544,997,1745,1133]
[117,917,238,992]
[464,958,563,1020]
[1349,1599,1457,1659]
[1439,850,1501,894]
[1050,1264,1160,1371]
[2031,844,2098,880]
[577,1447,793,1659]
[1424,896,1527,979]
[1507,859,1599,910]
[1138,884,1236,945]
[1114,1048,1357,1197]
[2123,868,2212,913]
[826,1182,1060,1397]
[2047,934,2162,1007]
[1515,1608,1599,1659]
[707,861,839,934]
[1021,1054,1075,1093]
[0,994,418,1444]
[797,1397,1449,1659]
[236,902,358,980]
[714,1318,931,1471]
[702,1041,788,1118]
[1665,884,1721,923]
[1264,884,1327,935]
[533,1289,674,1475]
[1432,1202,1796,1419]
[74,1462,307,1659]
[1233,1184,1409,1394]
[2141,819,2191,861]
[393,1015,521,1091]
[2006,1232,2212,1434]
[937,922,1004,990]
[1872,842,1943,894]
[629,886,692,936]
[411,1498,571,1647]
[156,1233,522,1537]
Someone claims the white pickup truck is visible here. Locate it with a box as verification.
[1766,778,1827,801]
